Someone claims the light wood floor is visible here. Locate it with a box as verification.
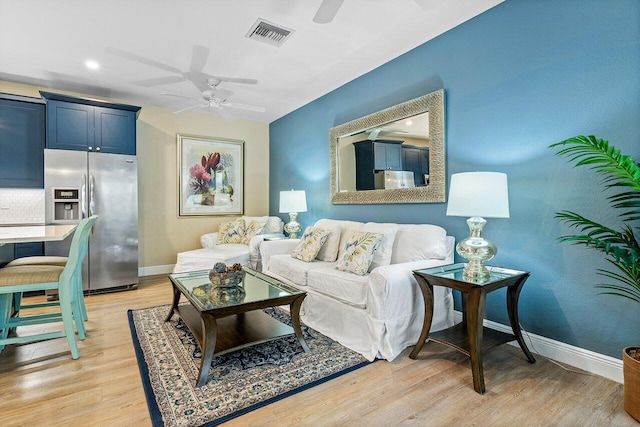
[0,275,635,427]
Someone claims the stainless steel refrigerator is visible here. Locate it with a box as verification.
[374,170,416,189]
[44,149,138,292]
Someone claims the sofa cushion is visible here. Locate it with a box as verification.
[268,254,333,286]
[392,224,448,263]
[361,222,398,270]
[307,267,370,308]
[314,219,365,260]
[241,220,266,245]
[173,246,249,273]
[242,216,268,226]
[218,219,246,244]
[291,226,329,262]
[314,226,341,262]
[335,230,383,276]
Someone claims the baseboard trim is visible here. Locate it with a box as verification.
[453,311,623,384]
[139,264,174,277]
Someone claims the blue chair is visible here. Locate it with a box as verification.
[0,216,97,359]
[6,232,92,324]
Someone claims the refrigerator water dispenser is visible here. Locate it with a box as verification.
[52,188,79,223]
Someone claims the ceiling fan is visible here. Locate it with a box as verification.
[313,0,439,23]
[106,45,257,93]
[161,78,266,121]
[106,45,264,119]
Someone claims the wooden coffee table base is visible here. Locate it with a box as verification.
[166,291,309,387]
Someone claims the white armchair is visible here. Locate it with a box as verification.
[173,216,284,273]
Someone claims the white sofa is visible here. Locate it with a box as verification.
[260,218,455,361]
[173,216,284,273]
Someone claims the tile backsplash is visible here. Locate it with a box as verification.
[0,189,45,225]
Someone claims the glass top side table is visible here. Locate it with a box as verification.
[411,263,536,394]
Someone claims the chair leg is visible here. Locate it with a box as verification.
[10,292,22,335]
[58,291,80,359]
[77,275,88,322]
[0,294,13,351]
[71,294,86,341]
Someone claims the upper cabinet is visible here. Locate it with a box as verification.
[0,94,45,188]
[40,91,141,155]
[402,146,430,187]
[353,140,405,190]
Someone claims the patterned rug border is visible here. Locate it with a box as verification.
[127,306,375,427]
[128,309,164,427]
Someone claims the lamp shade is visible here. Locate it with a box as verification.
[279,190,307,213]
[446,172,509,218]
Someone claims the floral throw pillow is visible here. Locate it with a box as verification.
[241,221,266,245]
[335,230,383,276]
[217,219,246,244]
[290,227,330,262]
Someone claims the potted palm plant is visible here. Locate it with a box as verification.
[550,135,640,421]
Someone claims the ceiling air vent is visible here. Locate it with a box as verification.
[246,19,294,47]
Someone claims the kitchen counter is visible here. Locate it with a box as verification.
[0,224,77,244]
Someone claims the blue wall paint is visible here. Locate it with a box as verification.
[269,0,640,358]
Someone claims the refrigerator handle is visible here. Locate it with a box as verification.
[89,175,96,216]
[81,174,87,219]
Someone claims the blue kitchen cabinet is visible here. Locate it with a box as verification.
[15,242,44,258]
[402,146,430,186]
[41,92,140,155]
[44,100,94,151]
[0,95,45,188]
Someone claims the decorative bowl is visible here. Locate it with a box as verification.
[208,269,246,288]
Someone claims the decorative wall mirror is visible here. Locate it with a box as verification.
[329,89,445,204]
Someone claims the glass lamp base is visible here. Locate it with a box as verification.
[284,212,301,239]
[456,217,497,283]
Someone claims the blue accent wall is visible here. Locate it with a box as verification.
[269,0,640,358]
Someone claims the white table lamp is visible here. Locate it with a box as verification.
[279,190,307,239]
[446,172,510,282]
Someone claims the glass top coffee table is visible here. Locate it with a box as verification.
[167,268,310,387]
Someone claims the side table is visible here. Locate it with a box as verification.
[410,263,536,394]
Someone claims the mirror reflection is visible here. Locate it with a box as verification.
[329,89,445,204]
[337,112,430,192]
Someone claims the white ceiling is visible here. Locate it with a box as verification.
[0,0,503,123]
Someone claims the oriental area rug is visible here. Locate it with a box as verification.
[128,305,373,427]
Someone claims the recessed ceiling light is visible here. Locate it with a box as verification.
[85,60,100,70]
[405,120,413,126]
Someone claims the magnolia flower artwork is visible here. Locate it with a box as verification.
[178,134,244,216]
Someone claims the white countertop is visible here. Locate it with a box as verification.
[0,224,77,244]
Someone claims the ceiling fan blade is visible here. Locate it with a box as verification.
[105,47,182,74]
[190,45,210,73]
[217,108,236,121]
[211,87,234,101]
[215,76,258,85]
[414,0,438,11]
[161,92,202,102]
[174,104,206,114]
[224,102,266,113]
[188,77,213,93]
[313,0,344,24]
[368,129,382,140]
[132,76,185,87]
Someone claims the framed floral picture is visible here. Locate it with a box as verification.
[177,134,244,216]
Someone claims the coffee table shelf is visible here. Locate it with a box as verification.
[167,268,309,387]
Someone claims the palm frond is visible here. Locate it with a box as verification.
[550,136,640,201]
[550,135,640,305]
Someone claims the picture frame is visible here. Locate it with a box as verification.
[177,134,244,216]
